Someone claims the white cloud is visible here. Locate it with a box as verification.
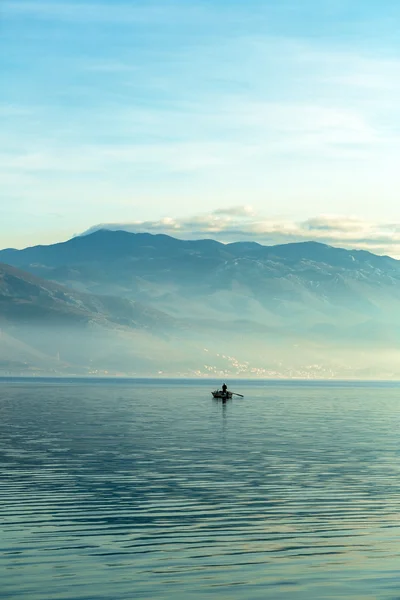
[213,206,255,217]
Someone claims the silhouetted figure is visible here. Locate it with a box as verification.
[222,383,227,393]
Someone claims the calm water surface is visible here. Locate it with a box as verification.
[1,379,400,599]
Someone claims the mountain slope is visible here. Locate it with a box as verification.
[2,231,400,329]
[0,263,294,377]
[2,230,398,272]
[0,262,177,330]
[2,233,400,377]
[0,263,194,374]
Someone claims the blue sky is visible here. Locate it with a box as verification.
[3,0,400,252]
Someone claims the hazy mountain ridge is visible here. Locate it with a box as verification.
[0,263,196,374]
[2,231,400,324]
[2,230,398,271]
[2,232,400,377]
[0,262,177,330]
[0,262,289,376]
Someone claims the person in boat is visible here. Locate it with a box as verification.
[222,383,228,394]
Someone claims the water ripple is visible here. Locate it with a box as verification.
[1,381,400,599]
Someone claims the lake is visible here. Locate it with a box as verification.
[1,378,400,599]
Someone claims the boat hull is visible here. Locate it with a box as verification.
[212,391,233,399]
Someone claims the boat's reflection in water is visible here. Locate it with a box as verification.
[212,396,231,417]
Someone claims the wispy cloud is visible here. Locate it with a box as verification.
[81,208,400,257]
[2,1,197,24]
[0,99,383,180]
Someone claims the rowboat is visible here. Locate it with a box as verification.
[212,390,233,399]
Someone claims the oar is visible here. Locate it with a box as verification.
[231,392,244,398]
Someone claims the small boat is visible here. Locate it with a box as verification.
[212,390,233,400]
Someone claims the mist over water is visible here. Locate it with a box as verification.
[1,379,400,599]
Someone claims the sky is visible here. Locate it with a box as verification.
[3,0,400,253]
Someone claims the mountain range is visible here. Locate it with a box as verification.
[1,230,400,378]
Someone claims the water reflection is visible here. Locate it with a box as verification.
[1,381,400,599]
[213,396,230,418]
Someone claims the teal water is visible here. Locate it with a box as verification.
[1,379,400,599]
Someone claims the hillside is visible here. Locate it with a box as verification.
[0,262,176,330]
[2,233,400,378]
[0,263,194,375]
[2,231,400,330]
